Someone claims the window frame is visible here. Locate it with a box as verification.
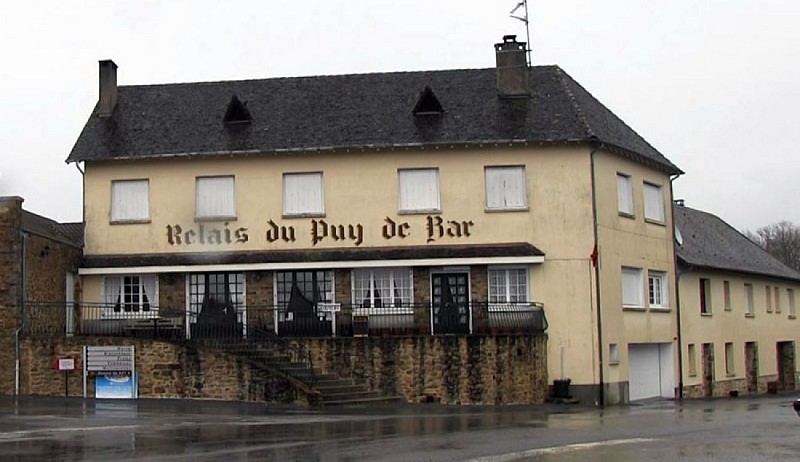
[788,288,796,318]
[647,270,669,310]
[282,172,325,218]
[687,343,697,376]
[699,278,712,315]
[398,168,441,214]
[110,179,150,224]
[488,267,530,312]
[643,182,665,224]
[725,342,735,376]
[351,268,413,314]
[744,283,754,317]
[621,267,645,309]
[616,173,634,217]
[102,274,159,318]
[723,280,731,311]
[195,175,236,221]
[484,165,528,211]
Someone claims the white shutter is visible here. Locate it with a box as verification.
[486,166,527,209]
[399,169,440,211]
[283,173,324,215]
[617,174,634,215]
[196,176,236,219]
[644,183,665,222]
[622,267,643,307]
[111,180,149,222]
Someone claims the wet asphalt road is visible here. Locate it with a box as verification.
[0,394,798,461]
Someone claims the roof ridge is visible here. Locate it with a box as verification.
[552,66,596,139]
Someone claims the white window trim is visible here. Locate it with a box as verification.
[616,173,634,217]
[282,172,325,217]
[487,266,531,312]
[621,267,645,309]
[102,274,159,318]
[351,268,414,315]
[195,175,237,221]
[398,168,441,213]
[484,165,529,211]
[110,179,150,224]
[648,270,669,310]
[643,182,665,224]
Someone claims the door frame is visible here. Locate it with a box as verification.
[429,267,471,334]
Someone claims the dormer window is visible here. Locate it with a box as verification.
[413,86,443,116]
[224,94,252,124]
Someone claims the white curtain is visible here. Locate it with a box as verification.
[142,275,158,311]
[104,276,122,307]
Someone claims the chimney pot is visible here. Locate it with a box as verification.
[495,36,529,98]
[98,60,118,117]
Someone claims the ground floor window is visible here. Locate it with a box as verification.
[276,271,333,311]
[352,268,412,310]
[188,273,245,325]
[103,274,158,316]
[488,267,528,309]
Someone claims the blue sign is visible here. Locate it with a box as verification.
[96,372,138,399]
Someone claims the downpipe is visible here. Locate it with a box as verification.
[14,327,21,395]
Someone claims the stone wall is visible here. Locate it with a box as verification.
[0,197,23,395]
[682,375,781,399]
[304,334,548,405]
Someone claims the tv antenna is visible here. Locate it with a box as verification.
[509,1,532,66]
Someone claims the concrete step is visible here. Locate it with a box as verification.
[321,395,406,406]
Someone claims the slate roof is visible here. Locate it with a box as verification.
[21,211,84,248]
[67,66,681,174]
[81,242,543,269]
[674,205,800,282]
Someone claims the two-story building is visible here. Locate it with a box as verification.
[62,36,682,404]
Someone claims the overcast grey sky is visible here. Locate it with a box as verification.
[1,0,797,232]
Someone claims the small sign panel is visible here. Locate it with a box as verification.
[56,358,76,371]
[86,346,134,373]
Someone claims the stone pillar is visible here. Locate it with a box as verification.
[246,271,274,331]
[0,197,24,394]
[413,267,430,334]
[471,266,489,333]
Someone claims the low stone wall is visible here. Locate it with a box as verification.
[682,375,786,399]
[302,334,548,405]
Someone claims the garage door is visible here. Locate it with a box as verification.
[628,343,674,401]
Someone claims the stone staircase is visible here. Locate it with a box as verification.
[193,336,402,406]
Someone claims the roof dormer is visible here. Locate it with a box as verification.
[224,94,252,124]
[413,86,443,116]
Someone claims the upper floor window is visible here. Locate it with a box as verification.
[775,286,781,313]
[103,274,158,317]
[196,176,236,221]
[485,166,528,210]
[352,268,412,311]
[648,270,668,309]
[723,280,731,311]
[766,285,773,313]
[744,283,754,316]
[111,179,149,223]
[643,182,665,223]
[788,288,796,317]
[488,267,529,308]
[617,173,634,216]
[398,168,440,213]
[621,267,644,309]
[700,278,711,315]
[283,172,324,217]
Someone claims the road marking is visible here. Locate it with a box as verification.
[466,438,656,462]
[0,425,141,441]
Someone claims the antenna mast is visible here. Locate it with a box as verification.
[509,1,532,66]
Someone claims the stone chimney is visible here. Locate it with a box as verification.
[494,35,529,98]
[97,60,118,117]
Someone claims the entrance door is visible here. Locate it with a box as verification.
[432,273,470,334]
[777,341,796,391]
[702,343,715,398]
[745,342,758,393]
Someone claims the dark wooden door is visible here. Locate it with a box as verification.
[432,273,470,334]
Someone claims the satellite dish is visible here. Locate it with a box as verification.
[675,226,683,245]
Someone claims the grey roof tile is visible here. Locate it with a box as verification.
[675,205,800,282]
[21,211,84,248]
[68,66,681,174]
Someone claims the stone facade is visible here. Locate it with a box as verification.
[0,198,23,395]
[304,334,548,405]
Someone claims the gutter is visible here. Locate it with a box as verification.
[670,174,684,400]
[589,145,604,406]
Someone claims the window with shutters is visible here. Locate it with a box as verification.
[398,168,440,213]
[621,267,644,309]
[110,179,150,223]
[283,172,324,217]
[485,166,528,210]
[643,182,665,223]
[196,176,236,220]
[617,173,634,216]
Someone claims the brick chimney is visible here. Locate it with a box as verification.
[97,60,118,117]
[494,35,529,98]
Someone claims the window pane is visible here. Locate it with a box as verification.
[488,268,528,304]
[617,174,633,215]
[399,169,440,211]
[196,176,235,219]
[111,180,149,221]
[283,172,324,215]
[644,183,665,222]
[486,166,527,209]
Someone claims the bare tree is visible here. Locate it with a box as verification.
[746,221,800,272]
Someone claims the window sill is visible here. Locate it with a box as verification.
[195,216,237,222]
[618,212,635,219]
[644,218,666,226]
[649,307,671,313]
[282,212,325,219]
[688,372,697,377]
[723,307,732,312]
[789,315,797,320]
[726,373,736,378]
[745,313,755,318]
[609,361,620,366]
[700,312,712,317]
[110,219,151,225]
[622,306,646,312]
[398,209,441,215]
[485,206,529,213]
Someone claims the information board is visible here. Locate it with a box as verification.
[86,346,134,373]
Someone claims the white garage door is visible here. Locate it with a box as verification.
[628,343,674,401]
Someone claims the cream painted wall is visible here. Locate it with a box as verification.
[679,270,800,387]
[591,151,679,395]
